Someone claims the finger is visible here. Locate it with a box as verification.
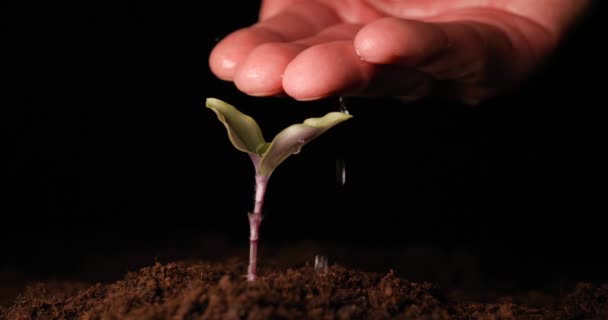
[353,17,517,102]
[282,40,430,100]
[209,1,340,80]
[234,24,363,96]
[354,17,448,66]
[234,43,305,96]
[354,17,497,81]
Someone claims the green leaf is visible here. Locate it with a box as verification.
[258,112,352,176]
[205,98,266,154]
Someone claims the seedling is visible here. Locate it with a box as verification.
[206,98,352,281]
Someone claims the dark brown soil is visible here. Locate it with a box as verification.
[1,259,606,320]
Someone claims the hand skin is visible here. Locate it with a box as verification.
[209,0,591,104]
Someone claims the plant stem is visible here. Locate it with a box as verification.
[247,174,269,281]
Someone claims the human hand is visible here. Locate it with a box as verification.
[210,0,589,104]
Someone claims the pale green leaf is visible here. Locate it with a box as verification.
[258,112,352,176]
[205,98,266,154]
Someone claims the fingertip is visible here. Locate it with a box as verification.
[234,43,304,96]
[354,17,447,66]
[209,28,284,81]
[353,18,392,63]
[282,41,372,101]
[209,43,235,81]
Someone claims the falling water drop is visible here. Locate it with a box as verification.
[336,157,346,186]
[339,96,350,114]
[336,96,349,187]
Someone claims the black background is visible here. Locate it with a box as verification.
[2,1,606,291]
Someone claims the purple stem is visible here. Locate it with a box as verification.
[247,174,269,281]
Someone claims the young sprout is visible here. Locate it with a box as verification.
[206,98,352,281]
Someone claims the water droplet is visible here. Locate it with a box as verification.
[336,96,350,187]
[292,139,306,155]
[339,96,350,115]
[314,255,328,275]
[336,157,346,187]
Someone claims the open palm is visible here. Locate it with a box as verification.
[210,0,588,104]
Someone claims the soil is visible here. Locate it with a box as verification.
[1,257,607,320]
